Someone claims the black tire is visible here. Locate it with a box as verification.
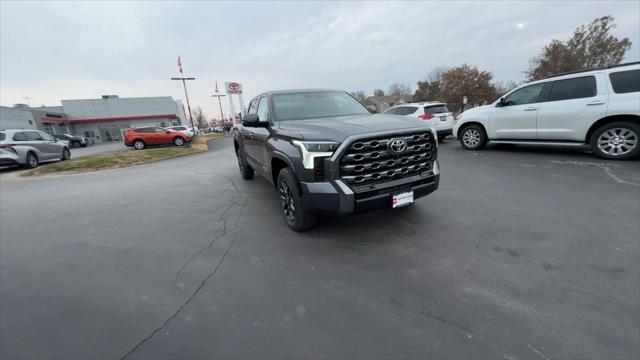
[173,136,185,146]
[459,124,487,150]
[25,152,38,169]
[71,142,81,148]
[236,146,254,180]
[61,147,71,161]
[133,139,146,150]
[277,167,316,231]
[438,135,446,143]
[590,121,640,160]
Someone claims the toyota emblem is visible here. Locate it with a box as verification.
[388,139,407,155]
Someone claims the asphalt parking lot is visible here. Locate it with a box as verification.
[1,138,638,359]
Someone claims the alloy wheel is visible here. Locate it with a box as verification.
[28,154,37,167]
[597,128,637,156]
[463,128,481,148]
[134,141,144,150]
[174,138,184,146]
[279,180,296,222]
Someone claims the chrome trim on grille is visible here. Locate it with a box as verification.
[338,129,437,187]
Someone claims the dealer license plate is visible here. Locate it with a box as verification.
[392,191,414,208]
[440,116,447,121]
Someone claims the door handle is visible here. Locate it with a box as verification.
[524,107,538,111]
[587,101,605,106]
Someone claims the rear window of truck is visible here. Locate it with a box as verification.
[609,69,640,94]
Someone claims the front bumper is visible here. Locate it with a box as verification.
[0,158,19,166]
[300,161,440,215]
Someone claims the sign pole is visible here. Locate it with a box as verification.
[212,82,226,125]
[225,82,243,123]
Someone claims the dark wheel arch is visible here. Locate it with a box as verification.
[277,167,317,231]
[457,121,487,139]
[61,147,71,160]
[25,151,39,168]
[585,115,640,143]
[271,156,292,187]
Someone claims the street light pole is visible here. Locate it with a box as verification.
[171,76,196,131]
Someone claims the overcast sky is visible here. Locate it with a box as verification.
[1,1,638,118]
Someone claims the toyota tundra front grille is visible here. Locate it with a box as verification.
[339,130,436,187]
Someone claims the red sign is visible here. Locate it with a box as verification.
[225,82,242,93]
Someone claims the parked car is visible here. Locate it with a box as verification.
[52,133,88,148]
[213,126,224,133]
[233,89,439,231]
[54,138,70,147]
[384,102,454,142]
[123,127,191,150]
[0,129,71,168]
[165,125,198,137]
[453,62,640,160]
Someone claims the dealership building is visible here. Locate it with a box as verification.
[1,95,188,143]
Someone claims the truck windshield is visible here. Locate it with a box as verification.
[272,91,370,121]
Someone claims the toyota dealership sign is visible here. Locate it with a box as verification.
[225,82,242,93]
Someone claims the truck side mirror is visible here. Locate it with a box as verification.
[242,114,267,127]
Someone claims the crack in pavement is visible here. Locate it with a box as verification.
[120,233,241,360]
[174,196,238,284]
[550,160,639,186]
[174,175,247,286]
[120,177,248,359]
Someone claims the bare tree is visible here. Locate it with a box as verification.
[413,67,447,102]
[526,16,631,80]
[349,90,367,102]
[494,81,518,97]
[192,106,208,129]
[388,83,412,98]
[373,89,385,97]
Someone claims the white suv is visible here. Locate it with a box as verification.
[384,102,454,142]
[453,62,640,160]
[166,125,198,137]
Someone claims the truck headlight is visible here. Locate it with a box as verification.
[292,140,339,169]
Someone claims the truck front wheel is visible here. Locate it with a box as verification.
[236,146,254,180]
[277,167,316,231]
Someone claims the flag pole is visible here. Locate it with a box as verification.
[171,56,196,132]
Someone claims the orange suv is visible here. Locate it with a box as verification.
[124,126,191,150]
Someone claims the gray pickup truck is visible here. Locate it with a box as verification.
[233,89,440,231]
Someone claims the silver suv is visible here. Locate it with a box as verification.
[0,129,71,168]
[453,62,640,159]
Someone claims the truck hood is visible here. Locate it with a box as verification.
[276,114,430,142]
[459,104,493,118]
